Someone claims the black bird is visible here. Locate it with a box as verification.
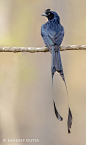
[41,9,72,133]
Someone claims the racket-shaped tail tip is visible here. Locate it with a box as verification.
[53,100,63,121]
[67,108,72,133]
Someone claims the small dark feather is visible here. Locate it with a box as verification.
[45,9,51,14]
[53,100,63,121]
[67,108,72,133]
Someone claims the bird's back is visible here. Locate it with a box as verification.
[41,19,64,47]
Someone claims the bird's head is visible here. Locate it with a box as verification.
[41,9,60,22]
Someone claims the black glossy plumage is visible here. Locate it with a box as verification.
[41,9,65,121]
[41,10,65,81]
[41,9,72,133]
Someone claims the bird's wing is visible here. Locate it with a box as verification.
[41,24,64,47]
[53,27,64,45]
[41,25,54,46]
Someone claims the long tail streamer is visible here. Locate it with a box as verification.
[51,46,72,133]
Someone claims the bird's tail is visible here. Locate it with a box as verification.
[51,45,64,121]
[51,45,65,81]
[51,46,72,133]
[52,75,63,121]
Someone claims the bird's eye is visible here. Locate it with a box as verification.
[48,13,50,15]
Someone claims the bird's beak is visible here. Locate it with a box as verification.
[41,13,47,17]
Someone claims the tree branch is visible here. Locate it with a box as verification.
[0,45,86,52]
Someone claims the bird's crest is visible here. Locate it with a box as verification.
[45,9,51,14]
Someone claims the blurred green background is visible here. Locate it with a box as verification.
[1,0,86,145]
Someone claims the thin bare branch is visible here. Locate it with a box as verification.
[0,45,86,53]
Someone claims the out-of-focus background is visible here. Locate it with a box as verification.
[1,0,86,145]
